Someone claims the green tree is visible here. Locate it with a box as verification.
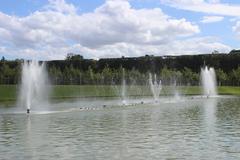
[66,53,83,61]
[230,67,240,86]
[216,68,228,86]
[102,65,112,85]
[182,67,199,85]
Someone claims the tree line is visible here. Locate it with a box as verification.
[1,51,240,86]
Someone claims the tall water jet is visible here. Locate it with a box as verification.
[18,61,50,113]
[200,66,217,97]
[173,80,181,101]
[149,73,162,102]
[121,68,127,105]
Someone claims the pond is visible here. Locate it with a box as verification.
[0,96,240,159]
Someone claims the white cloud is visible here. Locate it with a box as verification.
[208,0,220,3]
[232,21,240,38]
[161,0,240,17]
[0,0,231,60]
[0,37,231,60]
[0,46,6,53]
[166,37,231,54]
[45,0,77,14]
[201,16,224,23]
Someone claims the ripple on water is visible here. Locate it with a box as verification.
[0,97,240,159]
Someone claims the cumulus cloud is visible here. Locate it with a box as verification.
[161,0,240,17]
[166,37,231,54]
[232,21,240,38]
[201,16,224,23]
[45,0,77,14]
[0,37,231,60]
[0,0,231,60]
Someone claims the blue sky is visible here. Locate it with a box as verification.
[0,0,239,60]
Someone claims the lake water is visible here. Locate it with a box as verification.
[0,96,240,159]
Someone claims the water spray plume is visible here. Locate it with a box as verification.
[200,66,217,97]
[18,60,50,113]
[149,73,162,102]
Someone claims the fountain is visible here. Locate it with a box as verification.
[149,73,162,102]
[200,66,217,97]
[174,91,181,101]
[18,60,50,113]
[172,80,180,101]
[121,68,127,105]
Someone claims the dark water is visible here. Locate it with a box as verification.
[0,97,240,159]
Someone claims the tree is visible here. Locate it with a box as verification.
[160,66,172,84]
[66,53,83,61]
[86,66,95,84]
[230,67,240,86]
[102,65,112,85]
[0,63,15,84]
[49,66,62,84]
[229,49,240,54]
[212,50,219,54]
[216,69,227,86]
[1,56,5,62]
[182,67,199,85]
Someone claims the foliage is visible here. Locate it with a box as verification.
[66,53,84,61]
[1,53,240,86]
[216,69,228,86]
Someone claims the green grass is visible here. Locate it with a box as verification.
[1,85,240,102]
[0,85,18,101]
[218,86,240,95]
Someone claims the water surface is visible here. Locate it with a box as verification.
[0,96,240,159]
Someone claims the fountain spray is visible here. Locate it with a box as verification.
[18,60,49,114]
[149,73,162,102]
[200,66,217,97]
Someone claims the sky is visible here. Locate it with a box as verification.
[0,0,240,60]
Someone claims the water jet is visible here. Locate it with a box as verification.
[121,68,127,105]
[200,66,217,97]
[149,73,162,102]
[18,60,50,113]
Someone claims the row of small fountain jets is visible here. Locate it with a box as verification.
[149,66,217,101]
[18,61,217,114]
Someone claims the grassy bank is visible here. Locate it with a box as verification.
[0,85,240,102]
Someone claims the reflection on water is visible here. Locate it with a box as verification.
[202,98,218,159]
[0,97,240,159]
